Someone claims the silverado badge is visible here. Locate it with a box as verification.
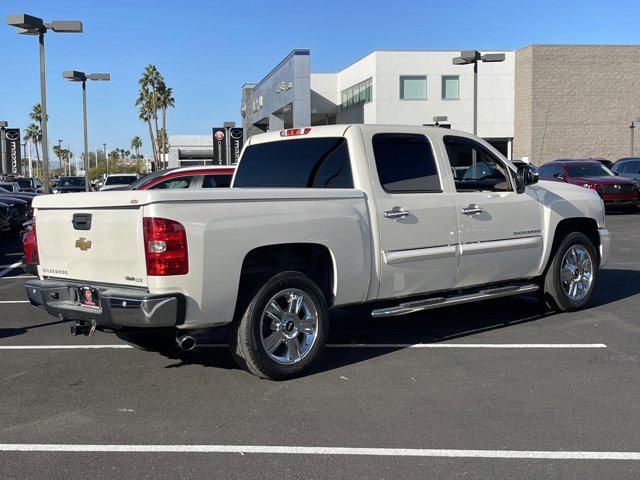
[75,237,92,251]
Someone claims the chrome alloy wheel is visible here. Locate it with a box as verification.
[259,288,319,365]
[560,244,594,301]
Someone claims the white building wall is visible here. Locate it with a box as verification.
[327,50,514,138]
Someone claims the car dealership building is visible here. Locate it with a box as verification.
[242,45,640,164]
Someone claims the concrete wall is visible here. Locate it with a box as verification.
[513,45,640,164]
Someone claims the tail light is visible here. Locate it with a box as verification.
[143,217,188,276]
[280,128,311,137]
[22,220,39,265]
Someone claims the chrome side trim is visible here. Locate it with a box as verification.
[371,283,539,318]
[383,245,458,265]
[461,236,542,256]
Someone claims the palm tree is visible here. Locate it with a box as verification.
[24,123,42,177]
[157,83,174,168]
[130,136,142,160]
[139,65,163,161]
[137,93,158,171]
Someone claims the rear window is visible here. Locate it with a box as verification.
[105,175,137,185]
[202,174,232,188]
[234,137,353,188]
[16,179,31,188]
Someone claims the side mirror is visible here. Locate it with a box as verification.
[516,164,539,194]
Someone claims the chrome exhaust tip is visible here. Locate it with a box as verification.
[176,334,196,352]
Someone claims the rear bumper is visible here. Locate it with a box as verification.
[25,279,184,329]
[598,228,610,268]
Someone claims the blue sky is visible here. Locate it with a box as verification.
[1,0,639,163]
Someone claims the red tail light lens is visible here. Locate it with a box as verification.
[143,218,188,276]
[22,220,39,265]
[279,128,311,137]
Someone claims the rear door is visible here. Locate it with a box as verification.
[367,132,459,299]
[37,205,147,287]
[442,135,543,288]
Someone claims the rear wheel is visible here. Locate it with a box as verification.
[230,271,328,380]
[543,232,598,311]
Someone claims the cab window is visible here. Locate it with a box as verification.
[372,133,441,193]
[444,136,512,192]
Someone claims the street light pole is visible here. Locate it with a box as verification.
[473,60,478,135]
[452,51,505,137]
[7,14,83,193]
[62,70,110,191]
[39,31,51,191]
[631,123,635,157]
[82,79,89,190]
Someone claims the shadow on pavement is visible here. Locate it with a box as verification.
[157,268,640,377]
[0,318,71,340]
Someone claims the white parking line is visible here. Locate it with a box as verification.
[0,300,29,304]
[0,444,637,460]
[0,261,23,278]
[0,343,607,350]
[325,343,608,349]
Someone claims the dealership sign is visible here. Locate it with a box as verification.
[212,128,227,165]
[212,127,243,165]
[4,129,21,174]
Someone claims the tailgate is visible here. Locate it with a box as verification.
[37,206,147,287]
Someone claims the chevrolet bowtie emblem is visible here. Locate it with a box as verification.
[75,238,92,251]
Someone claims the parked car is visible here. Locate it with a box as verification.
[553,157,614,170]
[0,202,12,233]
[52,176,86,194]
[0,181,20,193]
[25,125,608,379]
[0,194,29,231]
[13,177,44,193]
[612,157,640,182]
[539,160,639,210]
[127,166,236,190]
[99,173,139,191]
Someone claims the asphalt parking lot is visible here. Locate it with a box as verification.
[0,213,639,479]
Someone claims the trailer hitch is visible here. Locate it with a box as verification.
[70,319,97,337]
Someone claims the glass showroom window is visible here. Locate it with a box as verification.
[442,75,459,100]
[400,76,427,100]
[340,78,373,110]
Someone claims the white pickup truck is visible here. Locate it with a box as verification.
[26,125,610,379]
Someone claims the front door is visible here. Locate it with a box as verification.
[368,132,460,299]
[442,135,543,288]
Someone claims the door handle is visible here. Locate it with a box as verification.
[384,206,411,219]
[461,204,484,215]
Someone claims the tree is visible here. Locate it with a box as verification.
[136,91,158,171]
[157,83,174,168]
[130,136,142,159]
[139,65,162,164]
[24,123,42,176]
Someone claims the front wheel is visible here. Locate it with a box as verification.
[543,232,598,311]
[230,271,329,380]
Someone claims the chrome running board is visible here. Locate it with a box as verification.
[371,283,539,318]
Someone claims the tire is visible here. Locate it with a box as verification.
[230,271,329,380]
[116,328,177,353]
[543,232,598,312]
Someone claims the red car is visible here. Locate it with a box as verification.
[126,165,235,190]
[538,160,639,210]
[22,166,235,274]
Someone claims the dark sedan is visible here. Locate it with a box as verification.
[52,176,86,193]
